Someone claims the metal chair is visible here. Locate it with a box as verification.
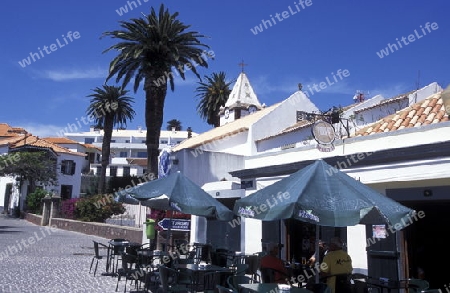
[216,284,237,293]
[244,254,261,282]
[89,240,108,277]
[403,278,430,293]
[109,239,130,274]
[350,273,381,293]
[227,275,257,292]
[320,273,353,293]
[115,252,146,293]
[158,265,193,292]
[234,263,248,276]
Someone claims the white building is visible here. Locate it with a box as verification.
[170,73,450,288]
[0,123,86,212]
[65,127,197,177]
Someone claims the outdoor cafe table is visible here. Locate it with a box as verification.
[137,250,171,268]
[175,263,234,290]
[238,283,312,293]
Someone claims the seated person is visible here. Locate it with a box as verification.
[308,239,327,266]
[260,243,289,284]
[320,237,353,293]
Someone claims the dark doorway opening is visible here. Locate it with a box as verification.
[403,201,450,289]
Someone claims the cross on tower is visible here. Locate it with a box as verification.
[238,60,248,73]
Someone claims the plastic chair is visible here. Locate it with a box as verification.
[89,240,108,277]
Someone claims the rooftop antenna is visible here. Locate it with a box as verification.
[238,59,248,73]
[413,70,421,103]
[416,70,421,90]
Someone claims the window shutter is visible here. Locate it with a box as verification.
[61,161,66,174]
[71,162,76,175]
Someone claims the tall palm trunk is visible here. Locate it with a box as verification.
[98,116,114,194]
[144,77,167,178]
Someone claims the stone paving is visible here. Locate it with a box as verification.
[0,214,153,293]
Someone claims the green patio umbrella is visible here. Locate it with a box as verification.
[233,159,416,284]
[128,171,234,221]
[233,159,415,227]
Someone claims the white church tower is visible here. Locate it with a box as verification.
[219,64,263,126]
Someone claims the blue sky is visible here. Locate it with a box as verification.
[2,1,449,137]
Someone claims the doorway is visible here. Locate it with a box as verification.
[402,201,450,288]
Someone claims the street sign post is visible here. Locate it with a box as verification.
[157,218,191,231]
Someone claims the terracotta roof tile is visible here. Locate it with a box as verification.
[126,158,147,167]
[354,92,449,136]
[7,135,85,156]
[43,137,80,144]
[401,117,411,127]
[398,111,408,120]
[0,123,27,137]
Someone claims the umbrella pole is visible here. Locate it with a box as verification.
[138,201,141,228]
[165,211,173,252]
[315,225,320,284]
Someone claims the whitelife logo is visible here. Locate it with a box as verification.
[115,0,149,16]
[376,22,438,59]
[18,31,81,68]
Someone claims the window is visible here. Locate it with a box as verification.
[161,140,168,144]
[141,140,146,143]
[61,160,76,175]
[125,140,130,143]
[110,140,116,143]
[85,138,94,144]
[61,185,73,200]
[137,152,147,158]
[123,166,130,177]
[110,166,118,177]
[120,152,127,158]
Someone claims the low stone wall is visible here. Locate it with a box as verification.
[24,213,43,226]
[24,215,143,244]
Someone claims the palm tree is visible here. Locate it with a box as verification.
[195,71,233,127]
[86,85,135,194]
[102,4,210,178]
[166,119,182,131]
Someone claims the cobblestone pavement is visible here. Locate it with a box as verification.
[0,215,153,293]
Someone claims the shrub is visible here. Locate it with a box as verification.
[26,189,48,214]
[60,198,80,219]
[75,194,125,222]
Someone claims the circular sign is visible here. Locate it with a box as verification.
[312,120,335,144]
